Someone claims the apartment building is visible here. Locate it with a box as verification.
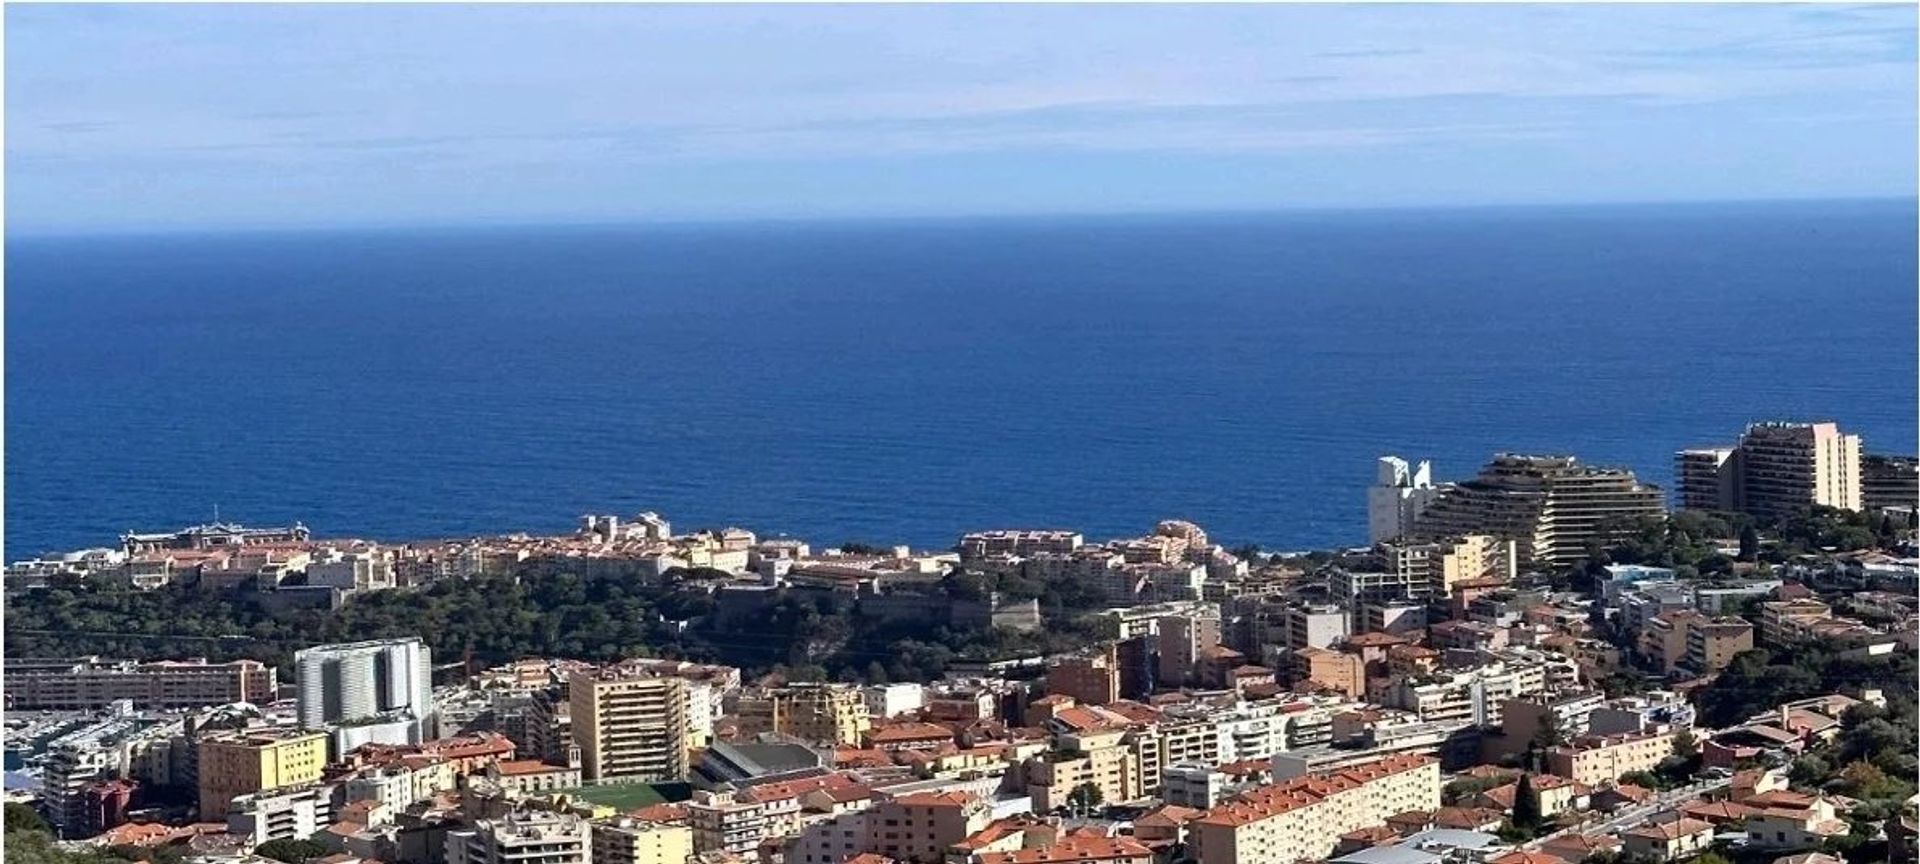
[1377,661,1551,727]
[444,809,591,864]
[305,546,397,592]
[1760,599,1834,645]
[1187,754,1441,864]
[1282,604,1351,652]
[1544,729,1678,787]
[1294,647,1365,699]
[1369,456,1442,544]
[1027,729,1142,811]
[1046,647,1120,707]
[732,683,872,746]
[1639,611,1703,673]
[1328,568,1432,608]
[1157,609,1222,687]
[592,818,694,864]
[294,638,435,746]
[42,744,116,839]
[1501,691,1607,742]
[1677,422,1863,517]
[1685,616,1755,672]
[1379,534,1517,599]
[197,729,329,819]
[226,783,332,844]
[568,668,690,783]
[959,530,1085,561]
[3,657,277,711]
[869,791,991,864]
[1738,422,1863,515]
[1863,454,1918,512]
[686,789,770,857]
[864,683,926,720]
[1675,448,1739,512]
[1411,454,1665,568]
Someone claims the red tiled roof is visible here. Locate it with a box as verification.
[493,759,568,776]
[629,803,689,823]
[1489,853,1571,864]
[1433,806,1504,829]
[1193,754,1435,828]
[1133,804,1203,828]
[869,722,956,743]
[976,836,1154,864]
[1344,632,1410,648]
[892,791,977,808]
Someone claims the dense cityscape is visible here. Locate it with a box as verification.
[4,420,1917,864]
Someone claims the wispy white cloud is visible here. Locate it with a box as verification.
[5,3,1913,229]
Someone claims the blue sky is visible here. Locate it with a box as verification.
[6,3,1916,232]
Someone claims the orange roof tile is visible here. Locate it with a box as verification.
[975,836,1154,864]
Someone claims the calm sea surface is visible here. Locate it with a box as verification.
[7,200,1915,560]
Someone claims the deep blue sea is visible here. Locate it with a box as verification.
[6,200,1916,561]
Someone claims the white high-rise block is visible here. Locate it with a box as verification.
[295,638,434,746]
[1368,456,1439,545]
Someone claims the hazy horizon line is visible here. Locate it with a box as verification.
[9,193,1915,242]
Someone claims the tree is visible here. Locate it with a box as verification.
[1673,729,1699,761]
[1692,853,1734,864]
[5,802,51,835]
[1835,760,1912,801]
[1738,524,1761,561]
[1443,775,1511,805]
[1532,712,1567,751]
[253,839,331,864]
[1790,754,1833,788]
[1512,773,1543,830]
[1619,769,1666,791]
[1066,782,1104,816]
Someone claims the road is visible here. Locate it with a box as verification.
[1529,776,1734,846]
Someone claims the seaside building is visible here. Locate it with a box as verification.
[1410,454,1665,569]
[4,657,276,711]
[294,638,435,749]
[1862,454,1918,513]
[120,522,311,556]
[568,667,691,783]
[1368,457,1441,545]
[1674,448,1739,512]
[1675,421,1863,517]
[958,530,1085,561]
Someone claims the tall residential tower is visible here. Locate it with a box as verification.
[1368,456,1440,545]
[294,638,435,749]
[1673,421,1863,517]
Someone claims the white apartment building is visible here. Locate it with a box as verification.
[863,683,926,720]
[1188,754,1441,864]
[227,783,333,844]
[305,547,397,593]
[445,810,591,864]
[1369,457,1441,545]
[295,638,435,746]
